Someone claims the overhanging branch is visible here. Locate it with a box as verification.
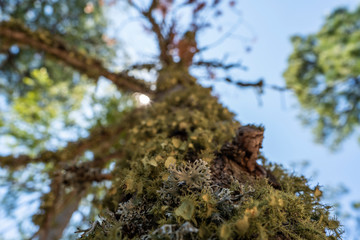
[0,121,126,170]
[0,20,154,96]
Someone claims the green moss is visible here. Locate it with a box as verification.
[80,84,342,240]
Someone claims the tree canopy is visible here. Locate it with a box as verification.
[284,6,360,148]
[0,0,121,153]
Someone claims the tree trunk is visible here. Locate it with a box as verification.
[79,67,341,239]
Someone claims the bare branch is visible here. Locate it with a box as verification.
[0,20,154,96]
[198,14,242,52]
[128,0,172,64]
[223,77,264,90]
[267,84,289,92]
[62,165,113,186]
[193,60,242,70]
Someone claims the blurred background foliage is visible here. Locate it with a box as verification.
[0,0,130,153]
[0,0,114,96]
[284,6,360,149]
[0,0,135,238]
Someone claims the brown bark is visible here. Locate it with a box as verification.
[35,176,87,240]
[0,20,153,96]
[211,125,280,188]
[32,149,122,240]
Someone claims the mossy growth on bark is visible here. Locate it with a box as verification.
[79,84,342,240]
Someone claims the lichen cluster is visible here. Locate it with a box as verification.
[81,85,342,239]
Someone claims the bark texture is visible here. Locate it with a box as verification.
[0,20,153,95]
[211,126,280,189]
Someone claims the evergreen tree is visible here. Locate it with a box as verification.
[0,1,342,239]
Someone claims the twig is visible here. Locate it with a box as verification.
[128,0,173,65]
[193,60,242,70]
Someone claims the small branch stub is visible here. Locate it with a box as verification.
[211,125,280,188]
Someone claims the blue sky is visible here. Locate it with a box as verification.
[214,0,360,186]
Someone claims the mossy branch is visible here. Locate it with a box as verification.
[0,20,154,96]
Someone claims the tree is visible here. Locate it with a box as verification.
[284,6,360,149]
[0,1,342,239]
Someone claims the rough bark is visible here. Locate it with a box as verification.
[211,125,280,189]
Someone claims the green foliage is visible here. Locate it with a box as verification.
[12,67,85,127]
[284,6,360,148]
[0,0,118,153]
[0,3,131,237]
[0,0,115,102]
[0,66,133,153]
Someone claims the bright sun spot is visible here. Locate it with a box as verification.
[134,93,151,106]
[139,94,150,105]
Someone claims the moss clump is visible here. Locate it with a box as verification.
[80,85,342,239]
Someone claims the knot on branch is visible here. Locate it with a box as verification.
[211,125,280,188]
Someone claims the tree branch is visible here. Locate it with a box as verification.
[193,60,242,70]
[0,121,127,170]
[29,143,123,240]
[225,77,264,89]
[128,0,172,65]
[32,174,87,240]
[1,109,141,238]
[0,20,154,96]
[126,62,158,72]
[26,107,145,239]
